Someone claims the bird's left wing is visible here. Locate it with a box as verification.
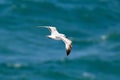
[61,36,72,56]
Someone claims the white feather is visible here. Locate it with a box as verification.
[38,26,72,56]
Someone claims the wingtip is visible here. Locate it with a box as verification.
[37,26,49,28]
[66,44,72,56]
[66,49,71,56]
[36,26,43,28]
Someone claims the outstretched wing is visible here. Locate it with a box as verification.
[37,26,58,34]
[61,36,72,56]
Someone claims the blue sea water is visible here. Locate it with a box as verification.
[0,0,120,80]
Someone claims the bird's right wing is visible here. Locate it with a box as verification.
[61,36,72,56]
[37,26,58,34]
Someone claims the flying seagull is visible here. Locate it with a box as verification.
[38,26,72,56]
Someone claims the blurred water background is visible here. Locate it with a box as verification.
[0,0,120,80]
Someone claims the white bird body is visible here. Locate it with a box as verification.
[38,26,72,56]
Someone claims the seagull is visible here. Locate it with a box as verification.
[38,26,72,56]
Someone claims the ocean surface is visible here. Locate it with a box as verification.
[0,0,120,80]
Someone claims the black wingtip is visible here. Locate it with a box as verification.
[66,44,72,56]
[66,48,71,56]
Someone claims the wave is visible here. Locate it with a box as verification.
[0,54,119,79]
